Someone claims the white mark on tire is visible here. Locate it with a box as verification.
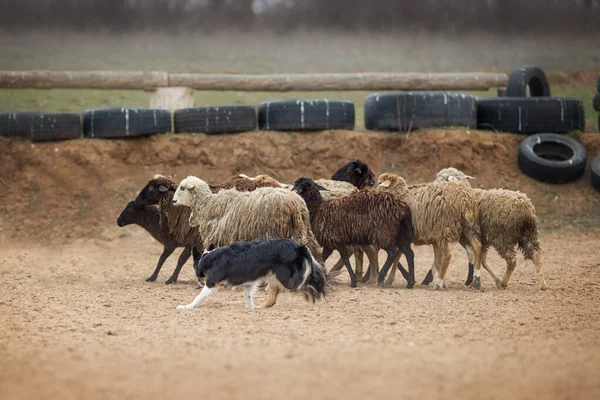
[518,107,522,132]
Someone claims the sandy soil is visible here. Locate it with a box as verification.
[1,231,600,400]
[1,129,600,399]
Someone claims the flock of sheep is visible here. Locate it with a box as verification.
[117,160,548,305]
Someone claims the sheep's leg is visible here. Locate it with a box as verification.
[165,246,192,285]
[177,285,215,309]
[329,257,345,273]
[354,248,365,282]
[481,248,502,288]
[361,246,379,284]
[499,250,517,290]
[400,242,416,289]
[385,252,409,287]
[434,242,451,290]
[377,248,400,287]
[464,234,483,290]
[338,246,358,288]
[147,246,176,282]
[322,247,334,262]
[460,236,475,286]
[531,250,548,291]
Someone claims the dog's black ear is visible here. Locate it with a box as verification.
[208,244,216,251]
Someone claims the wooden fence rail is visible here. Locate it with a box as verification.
[0,70,508,91]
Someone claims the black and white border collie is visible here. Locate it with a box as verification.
[177,239,328,310]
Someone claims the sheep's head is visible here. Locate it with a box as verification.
[375,173,408,194]
[331,159,376,189]
[173,176,209,207]
[253,174,289,188]
[117,201,141,227]
[133,175,177,208]
[435,167,475,183]
[291,177,325,205]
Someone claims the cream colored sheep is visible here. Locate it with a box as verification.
[374,172,484,290]
[172,176,322,261]
[433,168,548,290]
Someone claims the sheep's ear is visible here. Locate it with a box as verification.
[355,167,363,174]
[448,176,458,182]
[279,183,289,188]
[187,184,195,190]
[238,173,251,179]
[465,175,475,180]
[208,244,216,251]
[316,184,328,191]
[379,180,391,188]
[158,185,169,193]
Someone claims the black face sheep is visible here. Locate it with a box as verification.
[176,239,327,309]
[428,168,548,290]
[330,159,376,190]
[374,172,484,290]
[171,176,323,262]
[291,177,415,288]
[116,201,200,284]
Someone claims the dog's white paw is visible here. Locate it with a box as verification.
[176,305,189,310]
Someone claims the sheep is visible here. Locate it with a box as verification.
[131,174,289,284]
[210,174,288,191]
[374,172,484,290]
[291,177,415,288]
[171,176,323,262]
[426,168,548,290]
[331,159,376,190]
[117,201,201,284]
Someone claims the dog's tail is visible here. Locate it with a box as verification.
[297,245,328,304]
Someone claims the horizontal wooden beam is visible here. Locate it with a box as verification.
[0,70,508,91]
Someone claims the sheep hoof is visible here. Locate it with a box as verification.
[540,285,548,291]
[146,276,157,282]
[470,278,481,290]
[464,279,473,286]
[349,280,357,288]
[384,279,394,287]
[165,279,176,285]
[406,281,415,289]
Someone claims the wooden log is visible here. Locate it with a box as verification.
[0,70,508,91]
[0,70,169,90]
[169,72,508,91]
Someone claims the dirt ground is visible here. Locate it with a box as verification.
[1,232,600,400]
[1,129,600,399]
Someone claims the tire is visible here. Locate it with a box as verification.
[597,76,600,93]
[477,97,585,134]
[364,92,477,132]
[497,88,507,97]
[174,106,256,134]
[591,155,600,191]
[505,65,551,97]
[593,93,600,112]
[258,99,354,131]
[0,112,81,142]
[83,108,171,139]
[518,133,587,184]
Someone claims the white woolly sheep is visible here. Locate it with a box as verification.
[172,176,323,261]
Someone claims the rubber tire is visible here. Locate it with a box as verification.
[83,108,171,139]
[593,93,600,112]
[0,112,81,142]
[477,97,585,134]
[364,92,477,132]
[505,65,551,97]
[174,106,256,134]
[518,133,587,184]
[258,99,354,131]
[591,155,600,191]
[597,76,600,93]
